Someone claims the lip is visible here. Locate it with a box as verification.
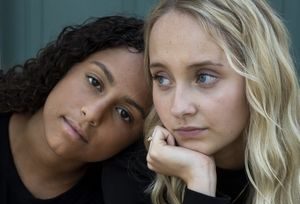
[173,126,208,138]
[62,116,89,143]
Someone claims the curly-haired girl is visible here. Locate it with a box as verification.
[0,16,152,204]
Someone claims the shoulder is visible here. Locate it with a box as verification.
[0,112,12,121]
[101,140,153,204]
[0,112,12,135]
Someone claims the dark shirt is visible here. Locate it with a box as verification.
[0,113,151,204]
[183,165,249,204]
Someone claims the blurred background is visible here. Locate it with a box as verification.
[0,0,299,74]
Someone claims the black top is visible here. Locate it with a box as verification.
[1,112,249,204]
[0,113,152,204]
[183,167,249,204]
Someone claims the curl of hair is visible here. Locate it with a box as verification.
[0,16,144,113]
[144,0,300,204]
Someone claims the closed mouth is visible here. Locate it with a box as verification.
[63,116,89,143]
[173,127,207,138]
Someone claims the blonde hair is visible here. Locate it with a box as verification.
[144,0,300,204]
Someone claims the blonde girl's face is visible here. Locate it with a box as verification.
[148,11,249,160]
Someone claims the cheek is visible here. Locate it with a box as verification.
[153,91,169,122]
[211,91,249,135]
[44,82,69,112]
[89,134,134,162]
[100,125,141,148]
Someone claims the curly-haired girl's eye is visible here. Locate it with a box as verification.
[86,75,104,92]
[115,107,133,123]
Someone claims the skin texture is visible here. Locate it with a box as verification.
[147,10,249,195]
[9,47,151,198]
[43,47,150,162]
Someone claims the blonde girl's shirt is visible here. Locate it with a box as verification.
[183,167,249,204]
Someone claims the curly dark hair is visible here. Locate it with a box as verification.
[0,16,144,113]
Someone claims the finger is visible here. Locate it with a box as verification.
[147,153,165,174]
[147,126,157,150]
[146,152,160,172]
[166,132,176,146]
[153,126,176,147]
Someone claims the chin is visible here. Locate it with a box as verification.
[183,143,214,156]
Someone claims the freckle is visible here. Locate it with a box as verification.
[167,40,174,45]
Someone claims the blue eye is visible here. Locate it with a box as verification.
[87,75,103,92]
[116,107,133,123]
[196,74,217,85]
[152,74,170,86]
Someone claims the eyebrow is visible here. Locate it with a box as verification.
[149,60,223,69]
[123,96,146,119]
[188,61,224,69]
[91,61,114,84]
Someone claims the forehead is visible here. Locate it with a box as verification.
[86,48,144,74]
[151,11,209,44]
[149,10,224,64]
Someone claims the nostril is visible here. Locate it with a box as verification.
[89,120,97,127]
[81,107,87,116]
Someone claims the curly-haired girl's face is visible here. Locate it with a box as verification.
[42,48,151,162]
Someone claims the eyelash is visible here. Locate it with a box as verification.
[86,75,104,92]
[115,107,133,123]
[151,72,218,88]
[152,74,170,87]
[196,73,217,85]
[85,75,135,125]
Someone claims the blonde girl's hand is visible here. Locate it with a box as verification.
[147,125,217,197]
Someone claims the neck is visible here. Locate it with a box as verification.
[9,110,86,198]
[214,134,246,170]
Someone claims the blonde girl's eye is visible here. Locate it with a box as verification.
[86,75,104,92]
[152,73,171,87]
[115,107,133,123]
[196,73,217,85]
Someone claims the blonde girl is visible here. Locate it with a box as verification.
[144,0,300,204]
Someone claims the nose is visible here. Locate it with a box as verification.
[80,99,109,127]
[170,85,197,118]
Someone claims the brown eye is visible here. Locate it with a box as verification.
[87,75,103,92]
[115,107,133,123]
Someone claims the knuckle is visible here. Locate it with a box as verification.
[148,150,159,160]
[147,163,153,170]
